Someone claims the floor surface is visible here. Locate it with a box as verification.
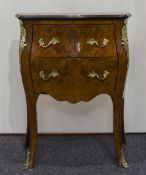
[0,134,146,175]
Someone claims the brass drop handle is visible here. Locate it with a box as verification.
[38,37,60,48]
[39,70,59,81]
[87,38,109,48]
[88,70,109,81]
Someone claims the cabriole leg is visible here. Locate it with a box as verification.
[25,115,30,149]
[23,95,38,169]
[112,96,129,168]
[121,98,126,146]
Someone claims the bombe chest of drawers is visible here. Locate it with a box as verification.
[16,13,131,169]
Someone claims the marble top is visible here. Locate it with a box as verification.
[16,13,131,20]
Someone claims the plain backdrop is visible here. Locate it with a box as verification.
[0,0,146,133]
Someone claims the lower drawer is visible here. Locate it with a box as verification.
[31,57,118,102]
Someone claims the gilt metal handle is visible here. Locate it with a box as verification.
[38,37,60,48]
[39,70,59,81]
[87,38,109,48]
[88,70,109,81]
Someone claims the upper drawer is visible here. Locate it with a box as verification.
[31,24,117,58]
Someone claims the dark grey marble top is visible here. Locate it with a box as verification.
[16,13,131,20]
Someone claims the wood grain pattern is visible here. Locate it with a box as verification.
[31,24,117,58]
[31,57,117,103]
[16,14,130,169]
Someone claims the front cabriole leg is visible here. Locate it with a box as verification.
[112,96,129,169]
[19,19,39,169]
[112,18,130,168]
[23,95,38,169]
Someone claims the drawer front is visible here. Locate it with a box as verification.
[31,24,117,58]
[31,57,117,102]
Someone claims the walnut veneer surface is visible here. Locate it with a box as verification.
[16,13,131,169]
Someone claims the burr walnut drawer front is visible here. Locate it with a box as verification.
[31,24,117,58]
[31,57,118,101]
